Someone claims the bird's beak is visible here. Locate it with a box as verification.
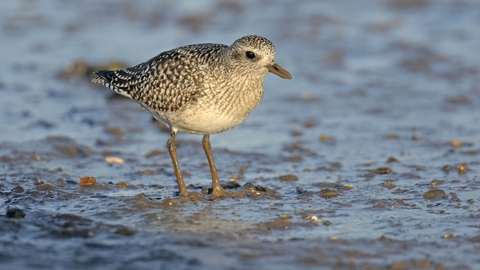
[267,62,292,79]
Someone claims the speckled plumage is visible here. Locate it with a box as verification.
[92,35,291,198]
[92,35,290,135]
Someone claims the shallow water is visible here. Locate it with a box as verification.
[1,0,480,269]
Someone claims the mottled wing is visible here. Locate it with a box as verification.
[92,44,227,113]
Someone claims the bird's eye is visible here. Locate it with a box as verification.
[245,51,255,59]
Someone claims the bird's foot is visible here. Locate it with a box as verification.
[208,186,245,200]
[177,191,207,202]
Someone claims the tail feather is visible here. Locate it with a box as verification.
[92,70,111,85]
[92,69,133,98]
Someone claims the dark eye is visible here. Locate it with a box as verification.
[245,51,255,59]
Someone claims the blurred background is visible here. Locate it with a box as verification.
[1,0,480,269]
[1,0,479,146]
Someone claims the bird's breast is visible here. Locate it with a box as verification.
[170,79,265,135]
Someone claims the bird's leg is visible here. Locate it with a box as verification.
[202,134,232,198]
[167,131,188,197]
[201,135,222,193]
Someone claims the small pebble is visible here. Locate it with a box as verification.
[11,186,24,193]
[79,176,96,186]
[105,127,124,136]
[423,189,447,199]
[105,156,124,164]
[33,178,44,185]
[451,139,462,148]
[320,189,339,198]
[411,135,421,141]
[136,170,155,175]
[386,157,398,163]
[387,134,399,139]
[291,131,303,137]
[457,163,467,174]
[441,233,456,239]
[115,227,135,236]
[118,182,128,188]
[371,167,392,174]
[145,149,165,158]
[442,165,451,173]
[303,120,316,128]
[278,174,298,181]
[6,208,25,219]
[384,181,396,189]
[319,134,333,142]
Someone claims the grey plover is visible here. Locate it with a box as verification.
[92,35,292,199]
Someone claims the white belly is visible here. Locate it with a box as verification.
[167,106,251,134]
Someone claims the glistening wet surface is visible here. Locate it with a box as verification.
[1,0,480,269]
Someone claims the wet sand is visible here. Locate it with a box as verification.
[1,0,480,269]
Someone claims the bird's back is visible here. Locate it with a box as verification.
[92,43,228,113]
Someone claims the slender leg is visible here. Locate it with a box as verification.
[201,134,244,199]
[167,131,188,197]
[201,134,223,195]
